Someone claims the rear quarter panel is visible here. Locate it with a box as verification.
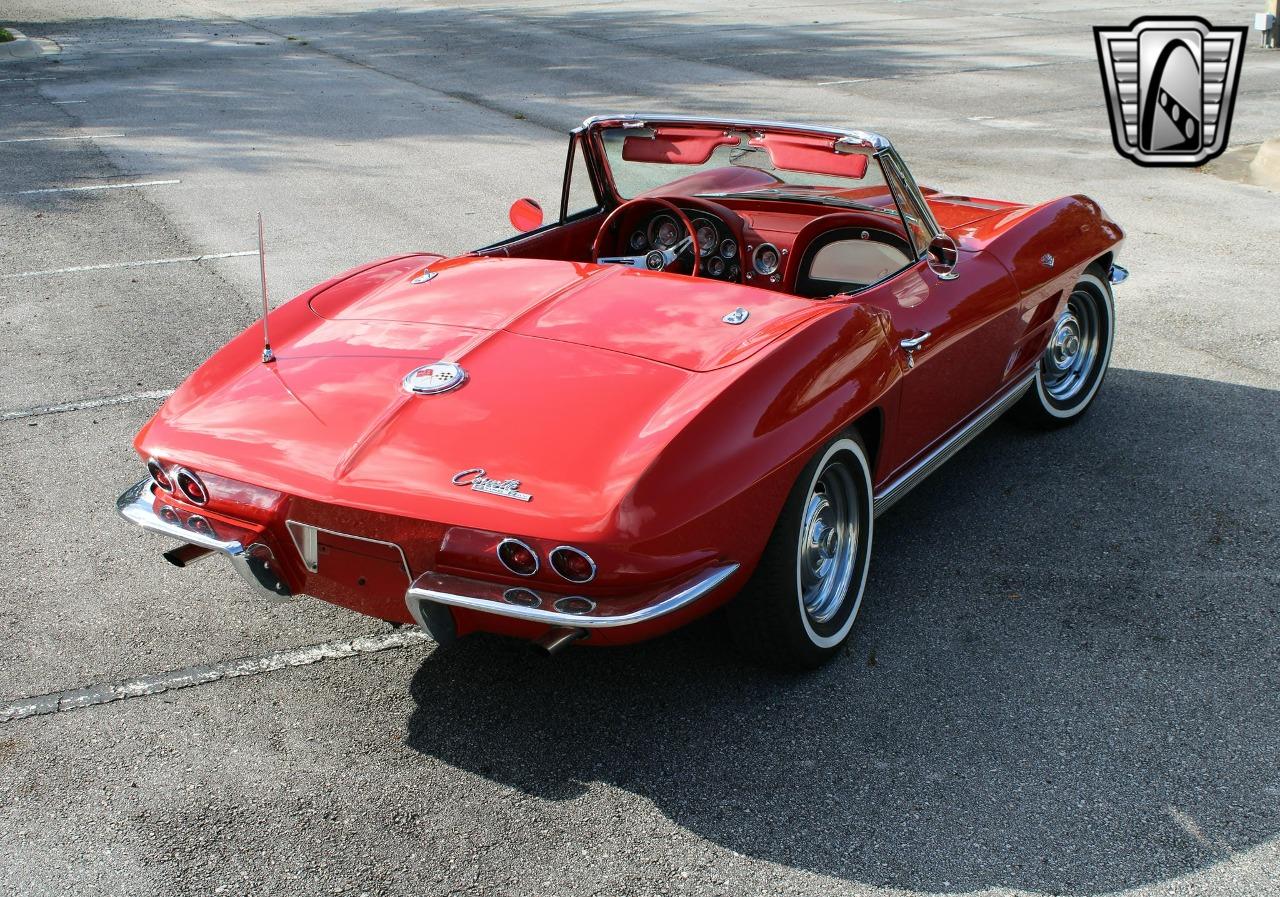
[601,300,898,634]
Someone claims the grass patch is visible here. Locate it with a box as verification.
[0,28,16,43]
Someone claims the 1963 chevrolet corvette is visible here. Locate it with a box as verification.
[117,114,1126,668]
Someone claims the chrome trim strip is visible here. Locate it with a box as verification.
[873,372,1035,517]
[582,113,890,152]
[406,563,740,630]
[116,479,293,602]
[285,519,412,581]
[1109,264,1129,285]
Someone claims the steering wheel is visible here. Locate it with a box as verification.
[592,197,700,277]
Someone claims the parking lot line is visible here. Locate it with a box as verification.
[4,178,181,195]
[0,389,175,422]
[0,134,125,144]
[1,250,257,279]
[0,99,86,108]
[0,629,430,723]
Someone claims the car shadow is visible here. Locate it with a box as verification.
[405,365,1278,897]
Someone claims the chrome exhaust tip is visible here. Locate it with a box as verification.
[534,626,587,656]
[163,543,215,568]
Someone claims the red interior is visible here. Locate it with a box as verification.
[747,132,868,179]
[485,193,908,297]
[620,126,869,180]
[622,128,739,164]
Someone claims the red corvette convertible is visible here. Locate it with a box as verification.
[118,114,1126,668]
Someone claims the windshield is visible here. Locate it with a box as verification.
[598,125,895,210]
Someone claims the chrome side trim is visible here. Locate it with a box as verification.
[406,563,740,630]
[1109,264,1129,285]
[873,372,1035,517]
[117,479,293,602]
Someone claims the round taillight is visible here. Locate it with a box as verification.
[497,538,539,576]
[186,515,215,538]
[554,596,595,616]
[158,505,180,526]
[550,546,596,583]
[148,459,174,492]
[175,467,208,505]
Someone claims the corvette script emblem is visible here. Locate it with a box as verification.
[1094,16,1246,167]
[451,468,533,502]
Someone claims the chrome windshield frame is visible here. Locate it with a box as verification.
[581,113,893,207]
[874,147,942,259]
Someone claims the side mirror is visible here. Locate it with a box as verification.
[508,198,544,233]
[925,232,959,280]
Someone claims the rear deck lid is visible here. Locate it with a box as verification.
[309,256,827,372]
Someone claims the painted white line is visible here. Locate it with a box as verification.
[0,77,58,82]
[0,389,174,422]
[0,629,431,723]
[0,99,86,108]
[0,133,124,144]
[1,250,257,279]
[5,178,180,196]
[816,78,871,86]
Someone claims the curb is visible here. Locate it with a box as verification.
[1248,139,1280,191]
[0,27,45,63]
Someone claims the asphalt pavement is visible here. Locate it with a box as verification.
[1,2,1277,895]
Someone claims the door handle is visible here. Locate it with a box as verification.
[899,331,931,368]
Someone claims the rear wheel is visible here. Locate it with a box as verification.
[1015,267,1115,426]
[727,433,874,669]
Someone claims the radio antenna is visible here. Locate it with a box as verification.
[257,211,274,364]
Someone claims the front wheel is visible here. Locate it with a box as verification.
[727,433,874,669]
[1015,266,1116,426]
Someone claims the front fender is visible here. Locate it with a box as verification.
[960,195,1125,295]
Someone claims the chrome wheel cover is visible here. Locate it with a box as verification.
[797,461,860,625]
[1041,288,1102,403]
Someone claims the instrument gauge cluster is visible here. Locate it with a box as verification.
[633,209,742,282]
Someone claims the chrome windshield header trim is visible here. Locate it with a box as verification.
[582,113,890,152]
[406,563,739,630]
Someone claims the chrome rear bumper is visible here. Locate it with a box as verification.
[119,477,738,633]
[116,479,293,603]
[405,564,739,630]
